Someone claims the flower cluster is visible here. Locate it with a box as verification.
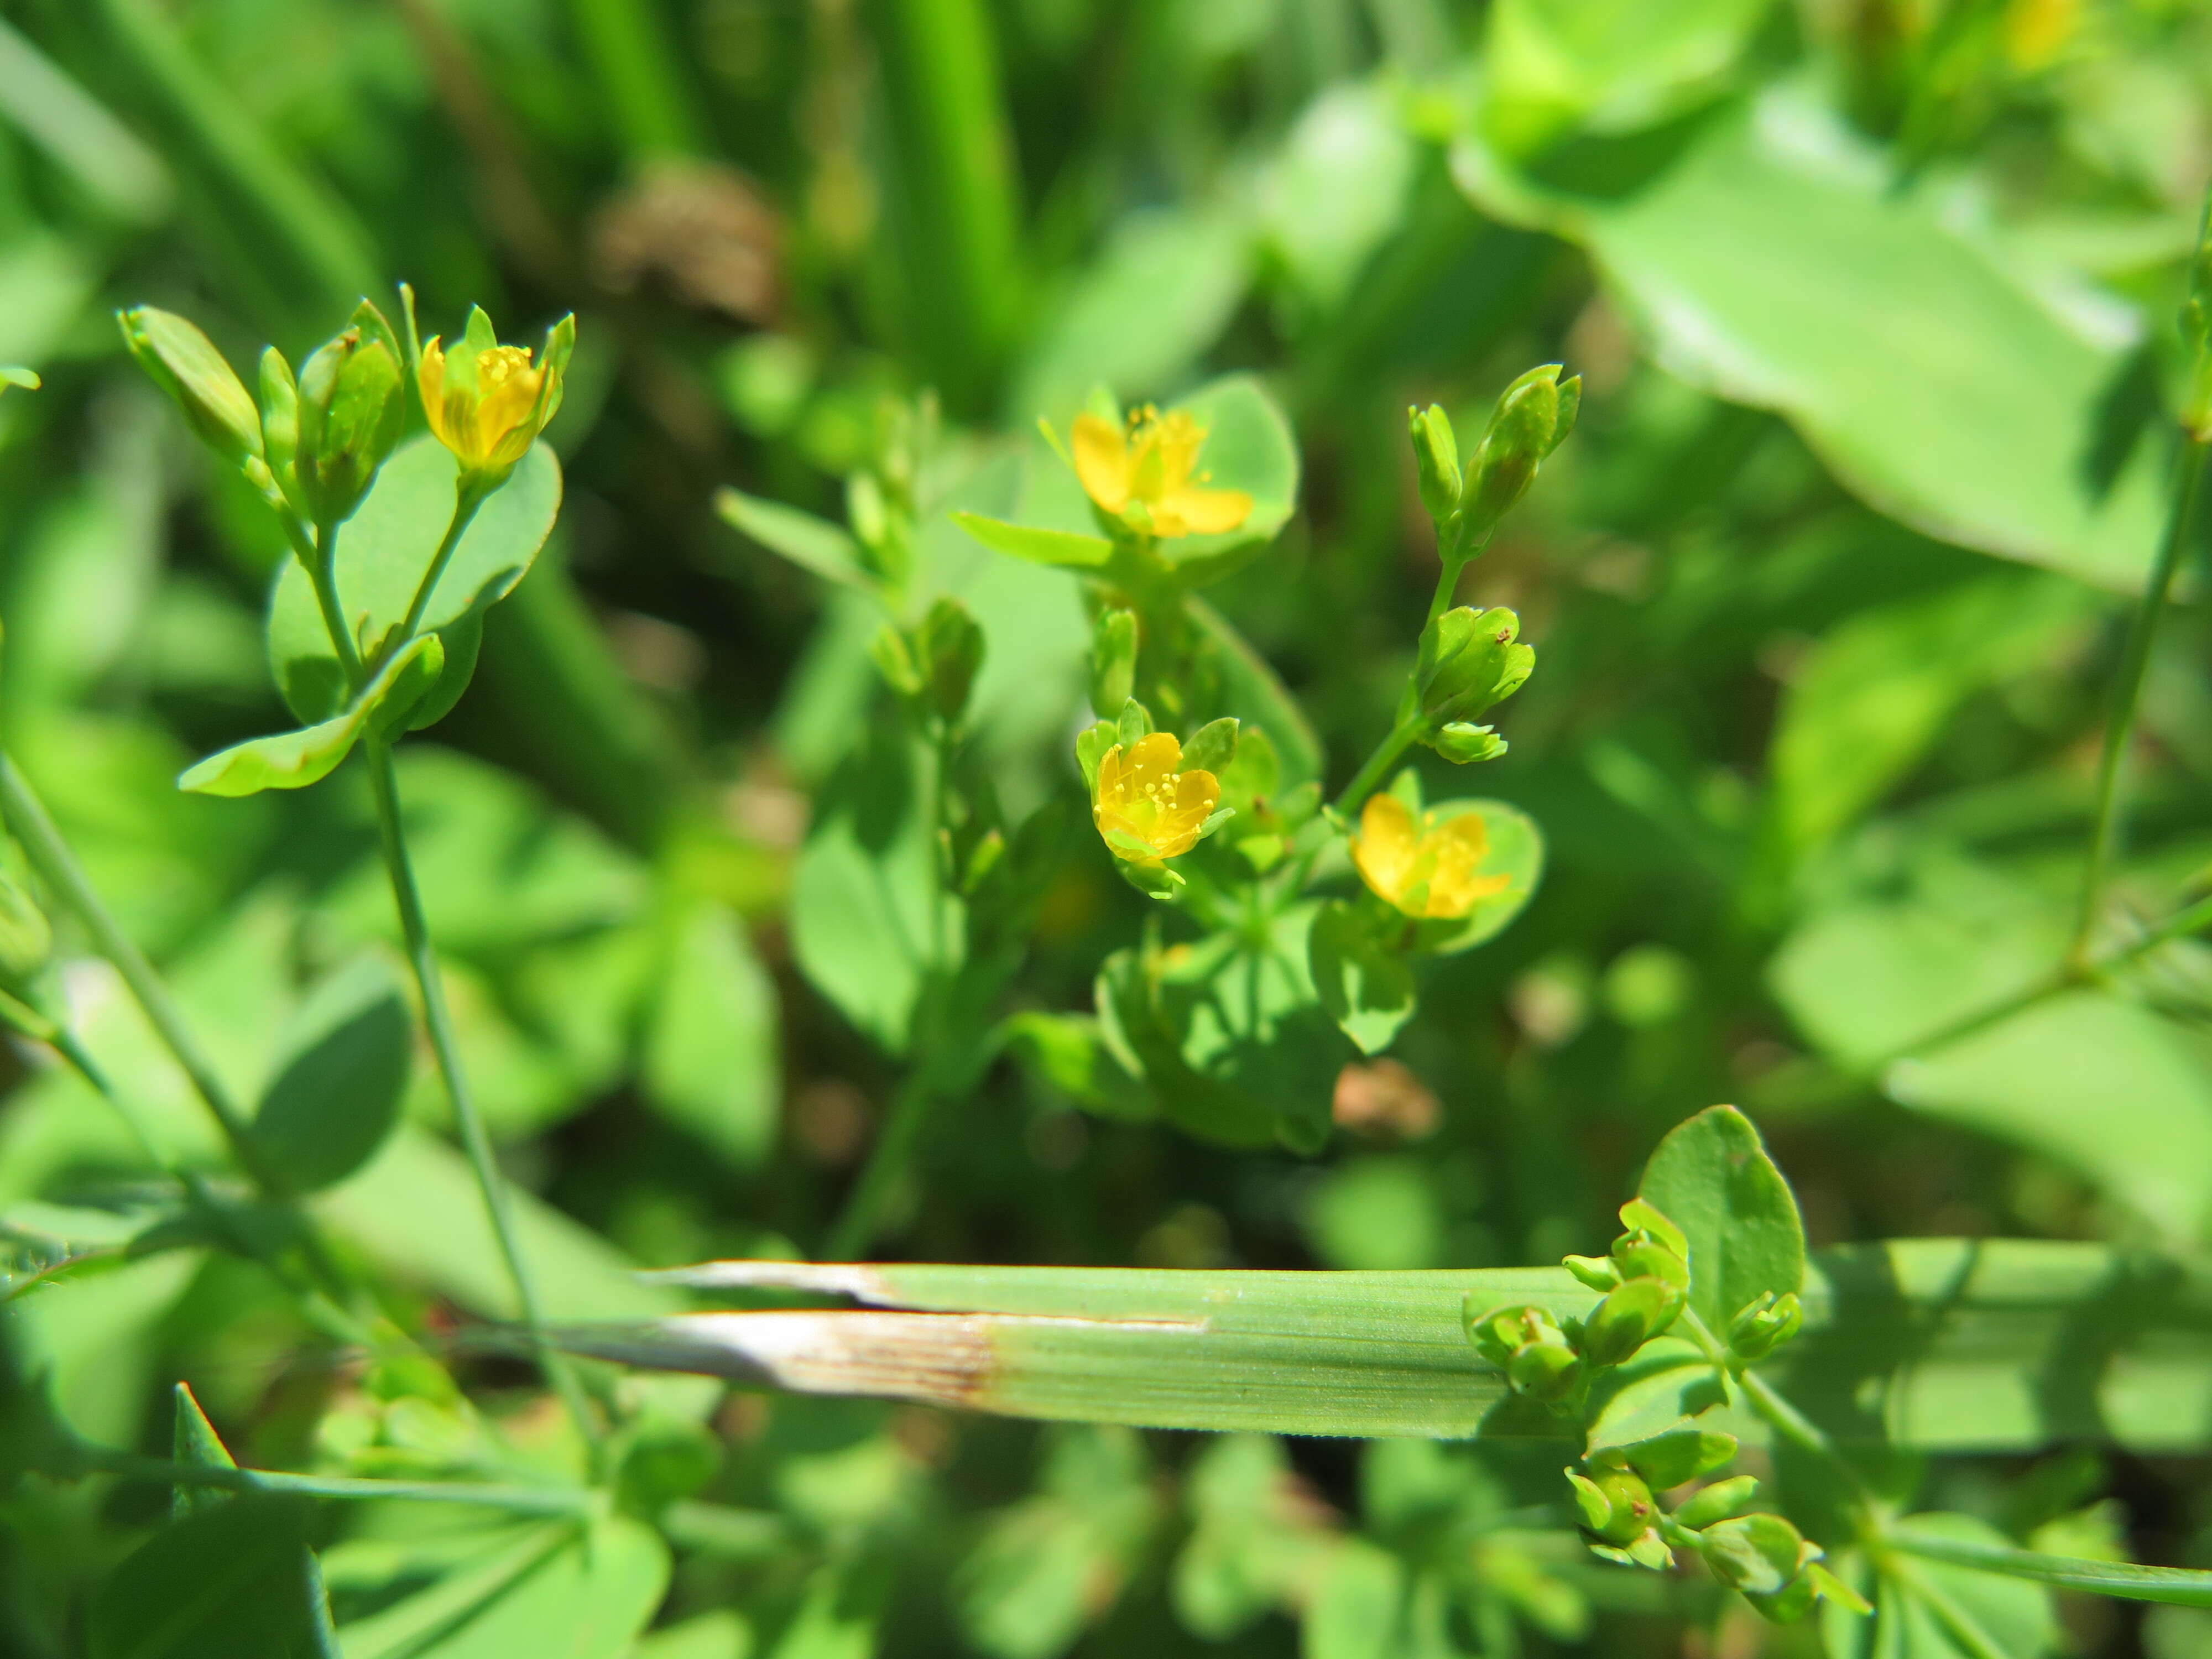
[1464,1198,1855,1625]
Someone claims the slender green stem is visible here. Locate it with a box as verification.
[0,754,280,1197]
[82,1443,598,1516]
[1887,1530,2212,1608]
[2069,436,2209,968]
[363,737,598,1458]
[311,519,366,687]
[394,477,488,655]
[828,1066,937,1260]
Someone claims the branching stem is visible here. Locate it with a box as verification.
[2069,435,2210,968]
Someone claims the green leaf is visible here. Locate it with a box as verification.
[87,1495,326,1659]
[1772,854,2212,1245]
[607,1237,2212,1449]
[952,512,1113,567]
[1309,902,1418,1055]
[1480,0,1772,153]
[716,485,871,589]
[1303,1539,1407,1659]
[1765,576,2096,857]
[1637,1105,1806,1332]
[249,954,411,1192]
[1305,1157,1446,1271]
[641,897,780,1168]
[1188,597,1324,789]
[1152,375,1301,577]
[335,1517,667,1659]
[177,633,444,797]
[170,1381,236,1519]
[1009,204,1254,423]
[1151,904,1352,1152]
[954,1426,1157,1659]
[1825,1515,2057,1659]
[266,436,560,725]
[1260,82,1419,314]
[789,726,961,1055]
[1453,89,2169,591]
[318,1126,680,1321]
[1003,1011,1157,1123]
[1405,801,1546,957]
[1173,1435,1328,1639]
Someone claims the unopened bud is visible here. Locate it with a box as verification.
[1418,606,1534,724]
[1694,1514,1861,1624]
[1576,1274,1684,1367]
[1673,1474,1759,1530]
[295,325,404,526]
[1568,1462,1655,1547]
[1729,1291,1804,1361]
[1091,608,1137,717]
[1465,1301,1583,1404]
[1462,365,1564,536]
[1408,403,1462,528]
[119,307,263,467]
[1426,721,1507,765]
[915,597,984,723]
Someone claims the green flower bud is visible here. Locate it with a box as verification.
[1408,403,1462,527]
[295,325,404,527]
[1611,1225,1691,1293]
[118,307,263,467]
[1695,1514,1845,1623]
[1418,606,1534,724]
[1563,1254,1620,1292]
[259,348,300,501]
[1425,721,1507,765]
[1729,1291,1804,1361]
[1507,1339,1583,1402]
[915,597,984,723]
[1672,1474,1759,1530]
[869,624,922,698]
[1461,364,1579,538]
[1090,608,1138,718]
[1567,1462,1655,1547]
[1576,1274,1685,1367]
[1180,716,1239,776]
[1464,1301,1583,1404]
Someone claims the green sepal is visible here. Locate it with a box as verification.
[1180,717,1239,775]
[1117,698,1154,748]
[1090,607,1138,717]
[1076,722,1117,791]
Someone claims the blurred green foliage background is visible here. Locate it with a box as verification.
[4,0,2212,1652]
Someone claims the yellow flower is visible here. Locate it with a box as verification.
[1071,406,1253,539]
[418,309,575,482]
[1352,795,1510,919]
[1093,732,1221,862]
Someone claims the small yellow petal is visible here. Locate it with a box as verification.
[1154,486,1253,538]
[1353,795,1418,908]
[1072,414,1131,514]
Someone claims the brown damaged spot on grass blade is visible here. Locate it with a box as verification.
[557,1310,1205,1413]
